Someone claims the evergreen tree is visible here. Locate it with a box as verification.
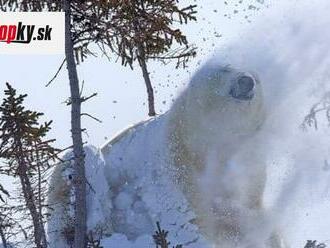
[0,83,60,248]
[92,0,197,116]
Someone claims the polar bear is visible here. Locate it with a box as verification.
[47,61,284,247]
[163,63,287,247]
[100,62,284,247]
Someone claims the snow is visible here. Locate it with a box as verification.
[100,234,155,248]
[45,1,330,247]
[214,1,330,246]
[84,146,113,232]
[93,1,330,245]
[97,115,208,247]
[47,116,207,247]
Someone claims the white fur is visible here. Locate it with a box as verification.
[166,63,274,247]
[47,62,285,247]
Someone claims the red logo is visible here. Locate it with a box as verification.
[0,22,52,44]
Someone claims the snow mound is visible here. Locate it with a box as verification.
[96,115,208,247]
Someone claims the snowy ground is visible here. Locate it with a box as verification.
[4,1,330,248]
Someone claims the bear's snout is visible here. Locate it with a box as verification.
[230,75,255,101]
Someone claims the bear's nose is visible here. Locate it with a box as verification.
[238,76,254,94]
[230,75,255,100]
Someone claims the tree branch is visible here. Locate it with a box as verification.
[81,113,102,123]
[81,93,97,103]
[45,59,66,87]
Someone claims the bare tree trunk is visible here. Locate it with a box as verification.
[63,0,87,247]
[0,221,8,248]
[18,165,47,248]
[37,163,43,231]
[137,46,156,116]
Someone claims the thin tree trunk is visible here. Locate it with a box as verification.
[36,163,48,247]
[0,221,8,248]
[36,148,43,234]
[138,46,156,116]
[18,165,47,248]
[37,163,43,231]
[63,0,87,247]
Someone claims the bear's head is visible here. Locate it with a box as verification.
[168,63,265,169]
